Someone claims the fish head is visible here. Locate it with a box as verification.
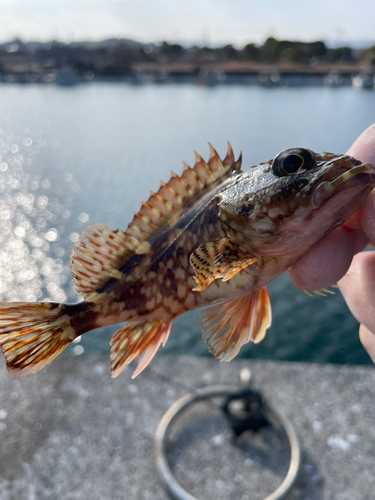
[218,148,375,256]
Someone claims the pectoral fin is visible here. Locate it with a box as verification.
[200,287,272,361]
[190,237,258,291]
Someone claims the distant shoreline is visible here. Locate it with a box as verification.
[1,37,374,88]
[0,62,374,88]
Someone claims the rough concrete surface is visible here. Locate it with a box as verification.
[0,354,374,500]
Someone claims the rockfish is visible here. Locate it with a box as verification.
[0,145,374,378]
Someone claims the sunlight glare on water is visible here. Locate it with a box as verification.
[0,119,81,304]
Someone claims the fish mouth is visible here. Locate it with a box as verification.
[296,162,375,209]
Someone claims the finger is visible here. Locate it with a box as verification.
[344,122,375,230]
[338,251,375,332]
[289,226,367,290]
[341,123,375,363]
[346,122,375,165]
[359,325,375,364]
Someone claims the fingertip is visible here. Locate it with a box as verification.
[346,122,375,165]
[345,123,375,236]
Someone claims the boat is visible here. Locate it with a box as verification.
[55,66,79,86]
[352,72,374,89]
[324,70,344,87]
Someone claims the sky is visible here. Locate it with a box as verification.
[0,0,374,46]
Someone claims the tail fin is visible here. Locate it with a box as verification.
[0,302,76,376]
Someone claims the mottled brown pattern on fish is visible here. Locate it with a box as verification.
[93,196,228,322]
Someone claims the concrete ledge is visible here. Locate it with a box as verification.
[0,354,374,499]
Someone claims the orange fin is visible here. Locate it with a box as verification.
[110,319,172,378]
[313,288,335,296]
[70,223,129,296]
[287,269,337,298]
[190,237,258,291]
[0,302,76,376]
[200,288,272,361]
[301,287,336,297]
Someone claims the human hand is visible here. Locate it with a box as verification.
[288,123,375,362]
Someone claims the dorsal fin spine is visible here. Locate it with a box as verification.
[127,223,143,235]
[141,205,158,219]
[151,207,161,217]
[154,191,169,204]
[166,184,176,195]
[223,142,234,166]
[207,142,218,159]
[194,163,209,180]
[195,152,211,176]
[141,201,152,210]
[169,176,186,192]
[161,182,177,199]
[235,151,242,170]
[188,167,198,179]
[207,153,225,176]
[133,212,157,229]
[129,236,139,247]
[181,169,199,192]
[193,151,207,168]
[133,210,149,222]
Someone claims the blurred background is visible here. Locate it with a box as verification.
[1,0,375,366]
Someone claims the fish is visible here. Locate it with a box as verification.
[0,144,374,378]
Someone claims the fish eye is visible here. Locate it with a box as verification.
[272,148,316,177]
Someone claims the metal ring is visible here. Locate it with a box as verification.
[155,385,301,500]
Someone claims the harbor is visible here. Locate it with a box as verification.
[0,38,374,88]
[1,61,375,89]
